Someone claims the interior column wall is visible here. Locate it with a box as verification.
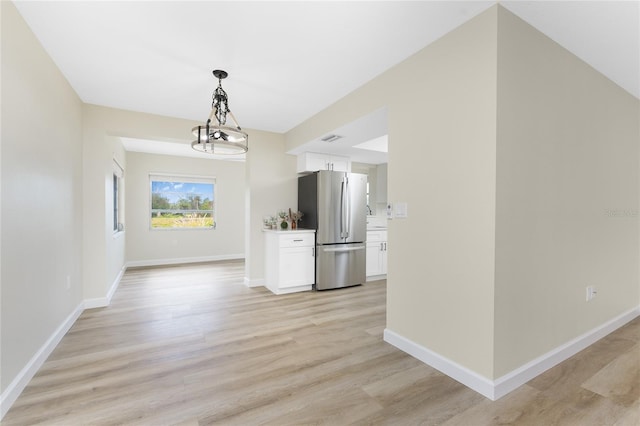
[494,6,640,377]
[244,130,297,286]
[286,7,500,378]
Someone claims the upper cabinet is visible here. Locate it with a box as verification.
[297,152,351,173]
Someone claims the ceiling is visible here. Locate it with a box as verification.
[13,1,639,164]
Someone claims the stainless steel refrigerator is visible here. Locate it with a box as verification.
[298,170,367,290]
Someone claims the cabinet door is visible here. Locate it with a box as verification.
[297,152,329,173]
[366,241,382,276]
[380,241,388,274]
[280,246,315,288]
[330,156,351,173]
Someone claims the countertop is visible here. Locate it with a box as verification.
[263,228,315,233]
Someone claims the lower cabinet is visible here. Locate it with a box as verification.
[264,230,315,294]
[366,230,387,280]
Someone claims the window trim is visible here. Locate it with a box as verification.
[113,159,124,235]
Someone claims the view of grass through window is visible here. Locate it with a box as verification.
[150,177,215,229]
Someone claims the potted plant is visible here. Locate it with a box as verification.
[278,210,289,229]
[290,211,303,229]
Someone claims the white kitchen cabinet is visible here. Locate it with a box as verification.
[366,230,387,280]
[297,152,351,173]
[264,229,315,294]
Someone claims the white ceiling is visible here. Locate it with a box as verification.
[13,1,639,164]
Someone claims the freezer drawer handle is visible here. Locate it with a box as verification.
[322,246,365,253]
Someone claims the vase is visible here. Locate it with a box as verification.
[291,221,297,229]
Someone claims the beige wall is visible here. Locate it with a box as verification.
[386,7,498,378]
[244,130,297,285]
[493,7,640,376]
[2,0,637,407]
[1,0,83,393]
[285,4,639,383]
[82,105,296,290]
[82,105,216,301]
[286,7,500,377]
[125,152,245,264]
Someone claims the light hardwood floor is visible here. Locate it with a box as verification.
[4,260,639,425]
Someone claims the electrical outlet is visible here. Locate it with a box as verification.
[66,275,71,291]
[586,286,597,302]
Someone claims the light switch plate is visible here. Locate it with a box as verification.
[394,202,408,218]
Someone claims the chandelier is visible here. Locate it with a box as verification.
[191,70,248,154]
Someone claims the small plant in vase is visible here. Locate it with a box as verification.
[290,211,303,229]
[278,210,289,230]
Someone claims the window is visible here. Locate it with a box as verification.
[113,160,124,233]
[150,174,215,230]
[113,174,119,231]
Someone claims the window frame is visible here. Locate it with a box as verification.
[113,159,124,235]
[149,173,216,231]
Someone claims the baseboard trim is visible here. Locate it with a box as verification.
[82,296,109,309]
[126,254,244,268]
[266,284,313,295]
[492,306,640,399]
[366,274,387,282]
[244,277,265,288]
[384,305,640,401]
[383,329,496,399]
[83,265,127,310]
[0,301,84,419]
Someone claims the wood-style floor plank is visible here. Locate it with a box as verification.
[3,260,638,425]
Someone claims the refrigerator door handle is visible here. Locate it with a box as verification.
[339,175,350,239]
[322,246,365,253]
[344,176,350,238]
[340,177,348,239]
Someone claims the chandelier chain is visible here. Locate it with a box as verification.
[212,80,229,126]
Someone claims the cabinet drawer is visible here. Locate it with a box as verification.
[279,233,314,248]
[367,231,387,242]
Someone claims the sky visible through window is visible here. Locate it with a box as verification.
[151,181,213,204]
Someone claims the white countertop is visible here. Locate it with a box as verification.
[263,228,315,233]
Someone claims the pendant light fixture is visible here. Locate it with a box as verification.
[191,69,248,154]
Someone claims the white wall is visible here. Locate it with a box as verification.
[125,152,245,265]
[493,6,640,376]
[1,0,83,403]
